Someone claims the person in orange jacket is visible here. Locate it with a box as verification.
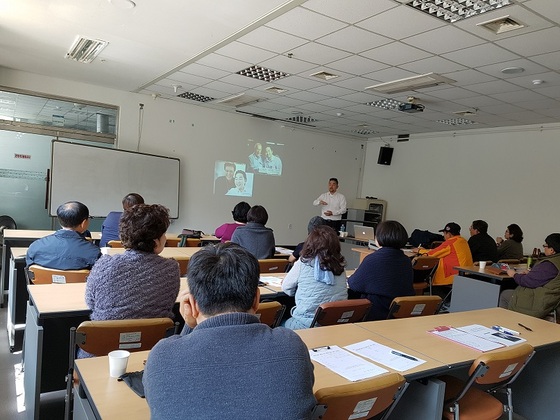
[414,222,473,287]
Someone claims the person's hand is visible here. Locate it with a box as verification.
[324,210,333,216]
[320,200,327,205]
[178,289,198,328]
[496,237,503,245]
[506,269,518,277]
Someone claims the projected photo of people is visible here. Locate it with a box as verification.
[247,140,284,176]
[214,161,253,197]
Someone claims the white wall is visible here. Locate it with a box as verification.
[361,124,560,252]
[0,68,364,244]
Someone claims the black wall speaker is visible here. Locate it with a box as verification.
[377,146,394,165]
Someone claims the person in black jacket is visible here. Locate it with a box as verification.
[468,220,498,263]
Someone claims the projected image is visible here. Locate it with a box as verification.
[213,161,253,197]
[247,140,283,176]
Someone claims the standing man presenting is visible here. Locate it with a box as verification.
[313,177,347,232]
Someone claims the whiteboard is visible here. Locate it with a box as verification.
[50,141,180,218]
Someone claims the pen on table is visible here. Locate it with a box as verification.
[518,323,533,332]
[391,350,418,361]
[491,325,519,336]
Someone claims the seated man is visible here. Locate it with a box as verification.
[143,243,316,419]
[100,192,144,247]
[415,222,473,287]
[500,233,560,318]
[26,201,100,270]
[468,219,498,263]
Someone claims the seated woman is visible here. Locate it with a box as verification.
[230,205,275,259]
[86,204,181,322]
[348,220,414,320]
[214,201,250,243]
[496,223,524,260]
[500,233,560,318]
[282,225,348,330]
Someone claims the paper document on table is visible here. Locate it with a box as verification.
[430,326,504,352]
[309,345,388,382]
[457,324,527,347]
[275,247,293,255]
[260,276,283,287]
[345,339,426,372]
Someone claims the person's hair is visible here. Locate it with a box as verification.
[329,177,339,185]
[57,201,89,228]
[119,204,170,252]
[507,224,523,243]
[232,201,250,223]
[187,243,259,316]
[247,205,268,225]
[471,220,488,234]
[234,170,247,182]
[307,216,325,234]
[122,193,144,210]
[544,233,560,254]
[375,220,408,249]
[301,225,346,275]
[223,162,235,171]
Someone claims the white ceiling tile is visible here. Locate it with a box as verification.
[315,97,357,108]
[307,84,355,97]
[214,42,277,64]
[237,26,308,54]
[197,53,251,73]
[404,26,486,55]
[465,80,525,95]
[317,26,392,54]
[181,63,230,80]
[362,67,417,84]
[327,55,389,76]
[399,56,467,75]
[357,6,445,40]
[443,69,497,86]
[303,0,396,24]
[528,51,560,71]
[361,42,432,66]
[260,54,316,75]
[496,27,560,57]
[273,75,324,90]
[219,74,268,89]
[203,80,247,95]
[287,91,330,103]
[287,42,352,66]
[266,7,347,40]
[442,44,521,68]
[490,89,549,104]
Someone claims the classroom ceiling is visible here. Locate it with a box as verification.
[1,0,560,140]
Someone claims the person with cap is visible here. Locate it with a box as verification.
[499,233,560,318]
[413,222,473,288]
[468,219,498,263]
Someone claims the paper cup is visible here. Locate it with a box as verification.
[108,350,130,378]
[100,247,110,255]
[479,261,487,269]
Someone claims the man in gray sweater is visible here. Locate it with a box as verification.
[143,243,316,419]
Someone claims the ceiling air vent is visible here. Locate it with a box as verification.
[477,15,525,34]
[366,73,455,94]
[266,86,288,94]
[214,93,262,107]
[310,71,339,81]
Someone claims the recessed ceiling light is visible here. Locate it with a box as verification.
[437,118,476,126]
[532,79,544,85]
[501,67,525,74]
[236,65,289,82]
[177,91,214,103]
[366,99,404,110]
[351,129,377,136]
[65,36,109,63]
[404,0,513,23]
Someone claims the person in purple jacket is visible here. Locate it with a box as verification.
[214,201,250,243]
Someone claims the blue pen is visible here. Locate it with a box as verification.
[491,325,520,336]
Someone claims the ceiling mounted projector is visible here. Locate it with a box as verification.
[398,103,425,113]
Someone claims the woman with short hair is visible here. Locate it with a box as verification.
[282,225,348,329]
[230,205,275,259]
[496,223,524,260]
[348,220,414,320]
[214,201,250,243]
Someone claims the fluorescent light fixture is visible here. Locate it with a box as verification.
[236,65,289,82]
[403,0,513,23]
[351,129,377,136]
[437,118,476,125]
[365,73,455,94]
[215,93,262,107]
[177,91,214,102]
[65,36,109,63]
[365,98,405,110]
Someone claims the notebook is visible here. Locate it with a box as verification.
[353,225,375,241]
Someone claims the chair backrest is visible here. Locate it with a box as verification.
[412,256,439,273]
[387,296,442,319]
[258,258,290,274]
[107,240,124,248]
[27,264,90,284]
[165,238,181,247]
[74,317,176,356]
[172,257,189,276]
[255,301,286,328]
[310,299,371,328]
[312,372,408,420]
[471,343,534,385]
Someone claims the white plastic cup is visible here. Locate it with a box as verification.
[108,350,130,378]
[479,261,487,269]
[100,247,110,255]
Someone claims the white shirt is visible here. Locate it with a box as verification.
[313,191,347,220]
